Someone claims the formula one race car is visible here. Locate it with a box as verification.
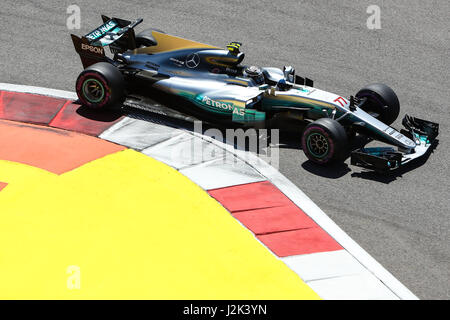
[71,16,438,172]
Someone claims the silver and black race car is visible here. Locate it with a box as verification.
[71,16,438,172]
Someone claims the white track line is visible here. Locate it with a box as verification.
[0,83,419,300]
[0,83,77,100]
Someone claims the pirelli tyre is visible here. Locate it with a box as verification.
[76,62,124,109]
[301,118,349,165]
[356,83,400,125]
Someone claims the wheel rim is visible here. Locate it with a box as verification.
[307,133,329,158]
[82,78,105,103]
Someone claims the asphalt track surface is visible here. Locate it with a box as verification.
[0,0,448,299]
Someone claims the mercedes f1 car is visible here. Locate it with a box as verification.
[71,16,438,172]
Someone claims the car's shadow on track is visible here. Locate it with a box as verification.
[74,101,123,122]
[272,131,350,179]
[276,131,369,179]
[301,161,351,179]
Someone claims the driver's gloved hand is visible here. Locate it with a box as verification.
[277,79,290,91]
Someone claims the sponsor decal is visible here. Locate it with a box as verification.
[383,127,415,146]
[86,20,118,41]
[145,61,160,70]
[198,95,235,112]
[233,106,245,116]
[384,127,405,140]
[81,43,104,55]
[185,53,200,68]
[384,127,396,135]
[225,67,238,75]
[169,57,185,66]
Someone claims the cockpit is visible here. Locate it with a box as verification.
[198,42,306,89]
[242,65,265,85]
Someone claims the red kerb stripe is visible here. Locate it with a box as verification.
[208,181,342,257]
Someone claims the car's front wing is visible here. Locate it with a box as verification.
[350,115,439,172]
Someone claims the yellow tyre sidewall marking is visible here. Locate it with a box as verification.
[0,149,319,299]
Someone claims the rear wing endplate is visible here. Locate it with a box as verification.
[71,15,142,68]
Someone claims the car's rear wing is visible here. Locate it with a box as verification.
[71,15,142,68]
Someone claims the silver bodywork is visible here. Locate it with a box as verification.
[120,44,431,161]
[72,19,438,170]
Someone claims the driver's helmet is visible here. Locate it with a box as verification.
[243,66,265,85]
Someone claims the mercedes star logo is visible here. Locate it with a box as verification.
[185,53,200,68]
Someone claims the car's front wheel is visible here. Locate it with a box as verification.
[76,62,124,109]
[356,83,400,125]
[301,118,349,165]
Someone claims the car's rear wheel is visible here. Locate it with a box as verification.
[301,118,349,165]
[356,83,400,125]
[76,62,124,109]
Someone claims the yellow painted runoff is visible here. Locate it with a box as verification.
[0,149,319,299]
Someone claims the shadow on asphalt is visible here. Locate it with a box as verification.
[279,132,368,179]
[74,101,123,122]
[301,161,351,179]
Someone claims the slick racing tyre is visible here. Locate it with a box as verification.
[356,83,400,125]
[301,118,349,165]
[135,28,166,47]
[76,62,124,109]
